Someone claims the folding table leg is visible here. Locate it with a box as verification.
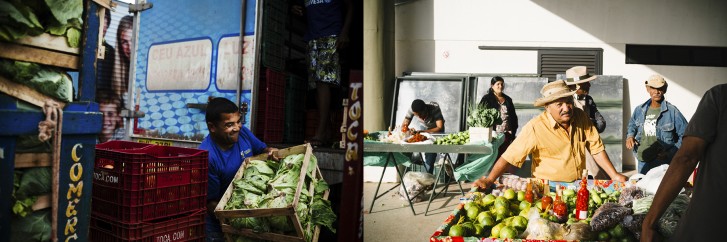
[368,152,416,215]
[424,153,466,215]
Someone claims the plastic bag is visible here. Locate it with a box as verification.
[523,207,565,240]
[618,186,645,207]
[590,202,633,232]
[398,172,435,202]
[636,164,684,195]
[658,194,690,238]
[562,222,595,241]
[621,213,646,240]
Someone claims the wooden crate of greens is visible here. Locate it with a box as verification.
[214,144,334,242]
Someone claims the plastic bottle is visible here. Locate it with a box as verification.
[575,170,589,220]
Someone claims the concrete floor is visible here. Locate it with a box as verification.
[362,168,639,242]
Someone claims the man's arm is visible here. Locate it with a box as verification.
[625,107,640,150]
[591,150,627,182]
[641,136,705,242]
[424,119,444,133]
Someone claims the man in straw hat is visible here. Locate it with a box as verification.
[565,66,608,179]
[473,80,626,188]
[626,74,687,174]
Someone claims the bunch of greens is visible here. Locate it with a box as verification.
[226,153,336,242]
[11,168,53,242]
[466,104,502,128]
[0,0,83,47]
[0,59,74,102]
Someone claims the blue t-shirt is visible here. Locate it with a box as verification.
[304,0,343,41]
[199,126,266,234]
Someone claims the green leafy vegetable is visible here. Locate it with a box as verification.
[466,104,502,128]
[10,209,52,242]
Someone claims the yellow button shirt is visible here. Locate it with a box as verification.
[501,108,605,182]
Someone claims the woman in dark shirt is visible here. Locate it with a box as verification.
[479,76,518,160]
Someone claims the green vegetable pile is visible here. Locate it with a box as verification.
[434,131,470,145]
[0,59,74,102]
[466,104,502,128]
[11,168,53,242]
[224,154,336,242]
[0,0,83,48]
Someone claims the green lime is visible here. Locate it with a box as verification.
[518,200,531,211]
[466,206,481,221]
[482,194,496,207]
[499,226,517,239]
[503,189,516,200]
[517,191,526,201]
[598,231,611,241]
[473,224,484,236]
[609,224,625,239]
[490,223,504,238]
[480,216,495,227]
[511,216,528,231]
[448,224,465,237]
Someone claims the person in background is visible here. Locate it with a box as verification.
[113,15,133,102]
[292,0,353,147]
[641,84,727,241]
[98,92,124,143]
[625,74,687,174]
[401,99,445,174]
[478,76,518,172]
[472,80,626,189]
[96,7,115,97]
[200,98,278,242]
[564,66,608,178]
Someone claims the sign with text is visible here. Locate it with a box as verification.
[146,38,213,91]
[216,35,256,91]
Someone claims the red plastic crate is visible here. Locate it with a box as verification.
[92,145,208,223]
[90,209,205,242]
[255,68,285,143]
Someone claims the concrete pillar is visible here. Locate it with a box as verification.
[364,0,395,132]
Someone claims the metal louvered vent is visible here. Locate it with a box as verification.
[538,49,602,82]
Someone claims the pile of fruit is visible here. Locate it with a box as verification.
[436,180,656,241]
[434,131,469,145]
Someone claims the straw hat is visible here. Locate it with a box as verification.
[645,74,667,88]
[534,80,578,107]
[564,66,597,85]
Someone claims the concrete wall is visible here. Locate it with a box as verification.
[394,0,727,168]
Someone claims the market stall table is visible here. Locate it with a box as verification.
[364,134,504,215]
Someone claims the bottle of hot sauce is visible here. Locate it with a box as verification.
[525,180,534,203]
[541,181,552,211]
[575,170,590,220]
[553,186,567,220]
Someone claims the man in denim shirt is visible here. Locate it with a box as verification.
[626,75,687,174]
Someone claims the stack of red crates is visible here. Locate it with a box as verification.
[91,141,208,242]
[255,68,285,143]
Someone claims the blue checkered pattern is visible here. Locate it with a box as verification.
[134,0,257,138]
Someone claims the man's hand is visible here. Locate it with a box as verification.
[610,173,628,182]
[472,176,492,191]
[265,147,280,161]
[625,137,638,150]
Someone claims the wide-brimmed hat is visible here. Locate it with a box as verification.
[564,66,597,85]
[645,74,667,88]
[534,80,578,107]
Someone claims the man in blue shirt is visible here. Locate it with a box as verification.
[626,75,687,174]
[200,97,278,242]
